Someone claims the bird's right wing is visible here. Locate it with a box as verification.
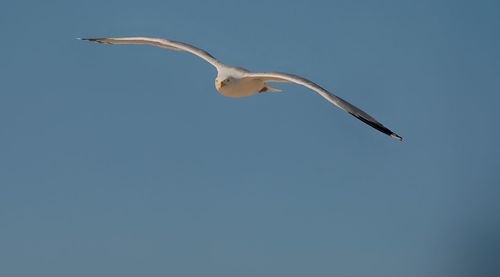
[79,37,222,69]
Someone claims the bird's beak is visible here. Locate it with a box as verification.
[216,80,224,89]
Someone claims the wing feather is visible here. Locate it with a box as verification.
[244,72,402,141]
[79,37,221,69]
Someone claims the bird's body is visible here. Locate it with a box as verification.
[215,66,256,97]
[215,67,281,97]
[80,37,402,141]
[217,75,263,98]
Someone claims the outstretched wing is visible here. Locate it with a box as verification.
[79,37,222,69]
[244,72,402,141]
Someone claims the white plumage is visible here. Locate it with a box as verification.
[80,37,402,141]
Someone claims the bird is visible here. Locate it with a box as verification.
[79,37,402,141]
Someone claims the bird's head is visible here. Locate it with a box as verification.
[215,76,235,91]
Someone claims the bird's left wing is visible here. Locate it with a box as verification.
[243,72,402,141]
[79,37,222,69]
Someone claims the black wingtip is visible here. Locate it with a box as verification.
[78,38,106,43]
[390,133,403,142]
[349,112,403,141]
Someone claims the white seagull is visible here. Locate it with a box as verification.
[80,37,402,141]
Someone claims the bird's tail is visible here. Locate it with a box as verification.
[259,86,282,93]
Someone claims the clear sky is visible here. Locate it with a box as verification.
[1,0,499,276]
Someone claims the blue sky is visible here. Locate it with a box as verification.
[1,0,499,276]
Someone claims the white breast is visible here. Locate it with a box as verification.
[218,78,264,98]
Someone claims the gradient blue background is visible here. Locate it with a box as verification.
[1,0,499,276]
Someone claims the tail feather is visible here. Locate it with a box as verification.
[267,86,282,92]
[259,85,282,93]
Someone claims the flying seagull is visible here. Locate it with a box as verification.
[79,37,402,141]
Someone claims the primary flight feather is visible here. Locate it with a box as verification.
[79,37,402,141]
